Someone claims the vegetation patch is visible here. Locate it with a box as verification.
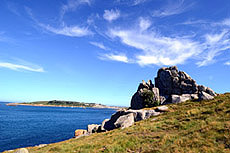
[141,90,160,107]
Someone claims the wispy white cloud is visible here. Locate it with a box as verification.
[139,17,151,31]
[133,0,148,5]
[221,18,230,26]
[197,30,230,67]
[90,42,110,50]
[103,9,120,22]
[179,18,230,66]
[0,62,44,72]
[6,1,21,16]
[115,0,148,6]
[181,18,230,28]
[25,7,92,37]
[224,61,230,66]
[180,19,208,25]
[152,0,194,17]
[60,0,91,19]
[100,53,129,63]
[212,18,230,27]
[107,17,230,67]
[39,23,92,37]
[109,28,201,66]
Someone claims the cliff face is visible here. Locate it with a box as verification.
[131,66,216,109]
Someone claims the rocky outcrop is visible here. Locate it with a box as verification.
[131,80,160,109]
[74,129,87,137]
[102,107,164,131]
[131,66,216,109]
[155,66,198,95]
[85,106,168,134]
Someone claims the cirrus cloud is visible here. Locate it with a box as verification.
[0,62,44,72]
[99,53,129,63]
[39,24,92,37]
[107,17,230,67]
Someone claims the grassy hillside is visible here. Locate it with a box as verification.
[6,93,230,153]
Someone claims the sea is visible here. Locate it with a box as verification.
[0,102,116,152]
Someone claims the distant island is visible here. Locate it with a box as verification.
[6,100,120,109]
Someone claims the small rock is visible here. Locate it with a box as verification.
[37,144,47,148]
[114,113,135,129]
[155,106,169,112]
[14,148,29,153]
[151,118,157,121]
[127,110,146,121]
[171,94,190,103]
[74,129,87,137]
[199,91,214,100]
[145,110,161,119]
[87,124,100,133]
[171,94,198,103]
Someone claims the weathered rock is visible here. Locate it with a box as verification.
[155,66,198,97]
[159,95,168,104]
[87,124,100,133]
[171,94,198,103]
[114,113,135,129]
[131,66,216,107]
[199,91,214,100]
[198,85,207,92]
[130,91,143,109]
[37,144,47,148]
[147,80,154,89]
[126,109,146,121]
[103,109,129,130]
[155,106,169,112]
[14,148,29,153]
[131,83,160,109]
[103,109,163,131]
[145,110,161,119]
[75,129,87,137]
[206,87,216,96]
[101,119,110,131]
[152,87,160,102]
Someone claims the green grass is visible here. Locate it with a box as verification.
[6,93,230,153]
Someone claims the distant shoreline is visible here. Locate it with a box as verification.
[6,103,121,109]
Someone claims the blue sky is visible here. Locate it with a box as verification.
[0,0,229,106]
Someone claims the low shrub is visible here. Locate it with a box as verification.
[141,90,160,107]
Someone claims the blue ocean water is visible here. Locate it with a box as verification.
[0,102,116,152]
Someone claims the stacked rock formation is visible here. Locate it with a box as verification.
[131,66,216,109]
